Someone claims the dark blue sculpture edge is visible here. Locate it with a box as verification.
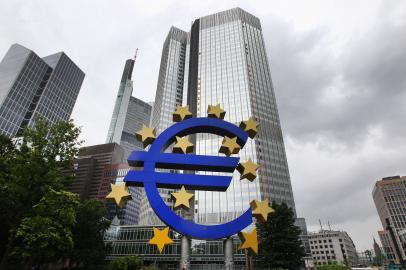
[124,117,253,239]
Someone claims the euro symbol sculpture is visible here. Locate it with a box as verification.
[124,117,253,239]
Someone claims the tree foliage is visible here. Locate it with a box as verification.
[13,189,79,265]
[106,256,142,270]
[256,202,305,270]
[70,199,111,269]
[0,119,110,269]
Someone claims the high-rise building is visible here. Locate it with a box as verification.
[373,176,406,264]
[138,8,296,226]
[67,143,124,200]
[138,27,188,225]
[295,218,314,268]
[0,43,84,137]
[68,143,142,225]
[106,58,152,160]
[97,163,143,225]
[295,218,312,256]
[105,57,152,225]
[308,230,358,266]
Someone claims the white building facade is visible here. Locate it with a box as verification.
[308,230,358,267]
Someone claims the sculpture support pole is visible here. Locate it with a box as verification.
[224,237,234,270]
[180,235,190,270]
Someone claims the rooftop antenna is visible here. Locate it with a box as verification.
[134,48,138,61]
[319,219,324,231]
[328,221,332,231]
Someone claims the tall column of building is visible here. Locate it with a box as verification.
[106,60,134,148]
[104,58,152,225]
[106,58,152,159]
[373,176,406,264]
[0,44,84,137]
[138,27,188,225]
[187,8,296,224]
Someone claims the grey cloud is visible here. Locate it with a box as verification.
[266,5,406,150]
[256,2,406,248]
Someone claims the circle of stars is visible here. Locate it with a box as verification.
[107,104,275,254]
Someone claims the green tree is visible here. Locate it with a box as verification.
[107,256,142,270]
[13,189,79,268]
[0,135,16,261]
[70,199,111,269]
[0,119,81,268]
[256,202,305,270]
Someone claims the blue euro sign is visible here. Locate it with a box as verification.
[124,117,253,239]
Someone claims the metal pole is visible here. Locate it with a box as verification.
[180,235,190,270]
[224,237,234,270]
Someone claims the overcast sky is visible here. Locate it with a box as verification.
[1,0,406,251]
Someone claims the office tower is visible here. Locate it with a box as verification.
[295,218,312,256]
[105,58,152,224]
[67,143,124,200]
[106,58,152,160]
[373,176,406,264]
[190,7,296,224]
[97,163,143,225]
[308,230,358,266]
[151,27,187,133]
[138,27,188,225]
[0,43,84,137]
[139,8,296,226]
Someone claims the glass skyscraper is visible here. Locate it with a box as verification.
[139,8,296,226]
[106,58,152,159]
[138,27,188,225]
[0,43,84,137]
[105,57,153,225]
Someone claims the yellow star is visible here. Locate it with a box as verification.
[240,117,259,138]
[171,186,194,209]
[105,184,132,208]
[135,124,156,148]
[148,227,174,253]
[173,136,194,154]
[239,229,258,255]
[219,136,241,156]
[207,104,226,119]
[173,105,193,122]
[237,159,260,181]
[250,199,274,223]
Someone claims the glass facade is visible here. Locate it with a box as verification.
[120,97,152,158]
[0,44,84,137]
[106,59,152,160]
[99,164,143,225]
[138,27,188,226]
[191,8,296,225]
[104,225,246,269]
[139,8,296,229]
